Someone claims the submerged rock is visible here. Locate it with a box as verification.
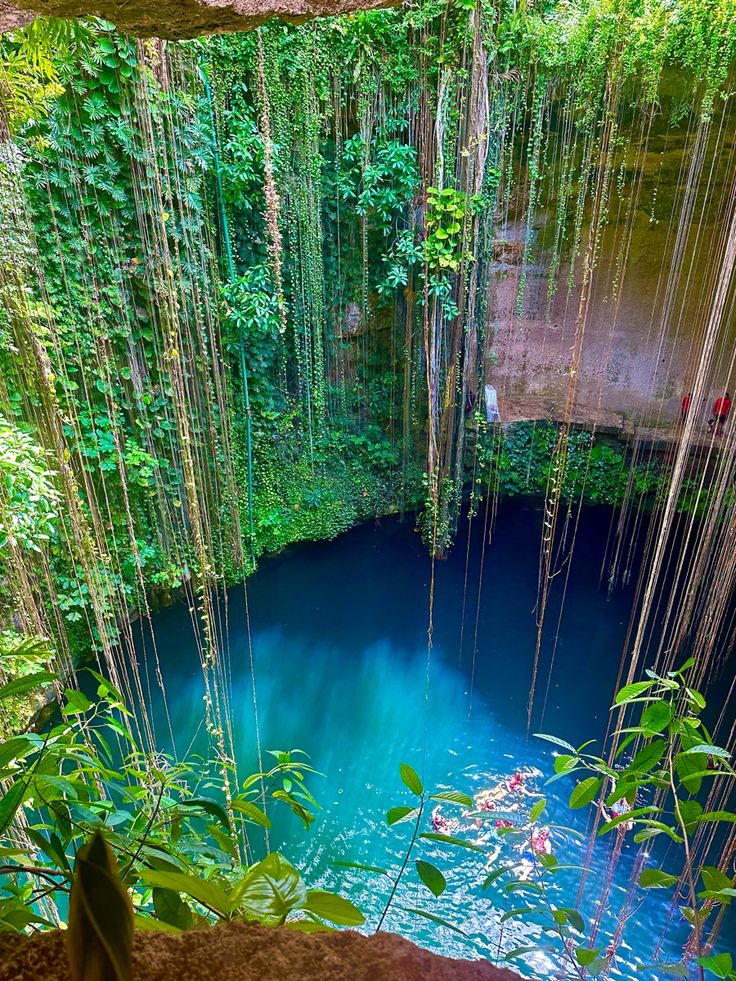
[0,0,397,39]
[0,921,519,980]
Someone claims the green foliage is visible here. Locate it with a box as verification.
[535,660,736,975]
[0,633,55,740]
[338,134,419,234]
[477,423,663,509]
[0,416,58,553]
[0,675,362,935]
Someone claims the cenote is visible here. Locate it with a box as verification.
[129,500,735,977]
[3,4,736,979]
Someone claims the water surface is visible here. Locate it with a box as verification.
[138,499,734,978]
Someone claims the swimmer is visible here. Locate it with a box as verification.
[600,784,635,832]
[475,785,506,812]
[530,826,552,856]
[430,805,458,835]
[508,771,526,793]
[473,784,507,827]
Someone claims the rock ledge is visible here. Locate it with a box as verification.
[0,920,521,981]
[0,0,398,39]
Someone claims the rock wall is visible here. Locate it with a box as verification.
[488,107,736,433]
[0,0,397,38]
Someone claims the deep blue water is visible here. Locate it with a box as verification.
[134,499,734,979]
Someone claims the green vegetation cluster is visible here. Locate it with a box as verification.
[0,649,734,980]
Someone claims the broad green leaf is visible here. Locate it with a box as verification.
[639,868,678,889]
[557,906,584,932]
[332,861,388,876]
[231,799,272,831]
[533,733,576,753]
[700,867,732,894]
[24,828,71,875]
[632,820,682,843]
[576,947,602,966]
[234,853,306,925]
[696,953,733,978]
[678,800,702,833]
[179,798,231,829]
[500,906,535,923]
[569,777,601,809]
[680,744,730,760]
[66,832,133,981]
[507,881,543,895]
[63,689,93,716]
[415,860,446,897]
[140,870,232,917]
[132,914,180,934]
[152,887,193,930]
[0,780,28,835]
[271,790,315,829]
[614,680,656,704]
[529,798,546,823]
[419,832,485,852]
[504,945,545,960]
[553,754,578,774]
[0,735,35,771]
[676,751,706,794]
[699,810,736,823]
[303,890,364,926]
[627,739,666,773]
[598,806,659,836]
[482,867,510,889]
[397,906,467,936]
[387,806,418,826]
[640,700,672,734]
[429,790,473,808]
[0,672,56,702]
[399,763,423,796]
[286,920,333,934]
[86,670,126,706]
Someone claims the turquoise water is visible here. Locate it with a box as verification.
[136,500,734,978]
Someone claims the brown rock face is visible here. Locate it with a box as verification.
[0,921,521,981]
[0,0,397,38]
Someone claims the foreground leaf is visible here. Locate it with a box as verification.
[66,831,133,981]
[419,832,485,852]
[569,777,601,809]
[387,806,418,826]
[639,868,678,889]
[399,763,423,796]
[397,905,467,936]
[303,889,364,926]
[415,860,446,897]
[140,870,232,917]
[235,853,306,925]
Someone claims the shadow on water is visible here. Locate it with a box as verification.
[132,498,734,979]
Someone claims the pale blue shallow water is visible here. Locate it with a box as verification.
[135,500,735,978]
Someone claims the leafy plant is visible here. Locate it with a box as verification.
[535,659,736,979]
[0,674,362,936]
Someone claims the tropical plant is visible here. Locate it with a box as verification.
[0,673,363,935]
[539,658,736,979]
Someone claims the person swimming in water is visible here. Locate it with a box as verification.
[508,772,527,794]
[474,772,529,814]
[600,785,635,832]
[430,805,459,835]
[530,826,552,856]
